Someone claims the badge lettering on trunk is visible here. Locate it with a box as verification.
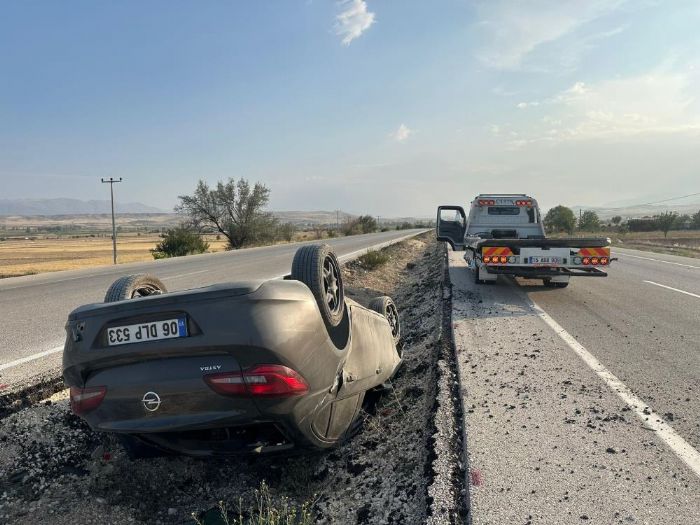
[142,391,161,412]
[200,365,222,371]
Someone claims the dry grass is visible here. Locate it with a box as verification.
[0,234,229,278]
[0,229,347,278]
[610,230,700,258]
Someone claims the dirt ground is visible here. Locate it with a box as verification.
[609,230,700,258]
[0,235,228,278]
[0,234,448,524]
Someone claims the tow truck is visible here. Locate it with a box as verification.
[436,194,613,288]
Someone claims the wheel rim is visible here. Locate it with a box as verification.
[385,303,400,339]
[129,284,163,298]
[323,255,342,314]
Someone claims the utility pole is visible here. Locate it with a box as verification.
[336,210,340,232]
[101,177,122,264]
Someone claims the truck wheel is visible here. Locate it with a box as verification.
[369,296,401,348]
[292,244,345,329]
[104,274,167,302]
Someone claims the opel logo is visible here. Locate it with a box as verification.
[142,391,161,412]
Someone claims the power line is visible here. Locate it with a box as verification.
[607,191,700,210]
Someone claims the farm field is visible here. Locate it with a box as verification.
[610,230,700,258]
[0,230,346,278]
[0,235,228,278]
[553,230,700,259]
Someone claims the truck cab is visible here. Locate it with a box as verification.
[437,194,542,248]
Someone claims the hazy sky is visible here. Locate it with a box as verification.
[1,1,699,216]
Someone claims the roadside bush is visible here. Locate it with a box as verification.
[357,249,390,270]
[342,215,377,236]
[277,222,296,242]
[151,226,209,259]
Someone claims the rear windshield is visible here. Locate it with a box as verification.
[487,206,520,215]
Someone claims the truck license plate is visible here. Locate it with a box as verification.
[530,256,561,264]
[107,318,187,346]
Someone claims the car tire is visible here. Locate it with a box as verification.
[292,244,345,329]
[104,274,167,302]
[369,296,401,347]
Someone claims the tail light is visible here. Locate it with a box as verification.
[477,199,495,206]
[205,365,309,397]
[578,256,608,266]
[499,256,508,264]
[515,200,532,207]
[70,386,106,416]
[483,256,491,263]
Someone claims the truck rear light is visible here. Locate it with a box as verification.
[205,365,309,398]
[499,256,508,264]
[70,386,106,416]
[477,199,495,206]
[483,256,491,263]
[590,257,600,265]
[582,257,591,265]
[600,257,609,265]
[515,200,533,207]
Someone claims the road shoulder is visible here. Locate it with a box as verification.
[449,250,700,524]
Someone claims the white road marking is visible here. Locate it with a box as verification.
[643,280,700,299]
[521,292,700,480]
[165,269,210,280]
[0,345,64,372]
[617,252,700,269]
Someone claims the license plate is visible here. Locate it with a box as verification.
[107,318,187,346]
[530,256,561,264]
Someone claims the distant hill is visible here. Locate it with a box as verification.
[0,198,165,216]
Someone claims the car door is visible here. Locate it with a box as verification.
[436,206,466,250]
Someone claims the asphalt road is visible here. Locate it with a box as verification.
[0,229,425,390]
[449,246,700,524]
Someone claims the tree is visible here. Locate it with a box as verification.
[357,215,377,233]
[578,210,601,232]
[673,214,691,230]
[655,211,677,238]
[543,205,576,234]
[341,215,377,236]
[278,223,296,242]
[692,210,700,229]
[611,216,622,225]
[176,178,278,249]
[151,226,209,259]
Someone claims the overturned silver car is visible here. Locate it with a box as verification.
[63,244,401,457]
